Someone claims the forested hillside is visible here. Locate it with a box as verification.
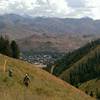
[60,46,100,86]
[52,39,100,76]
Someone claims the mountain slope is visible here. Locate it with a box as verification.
[49,39,100,76]
[60,45,100,86]
[79,78,100,98]
[0,54,94,100]
[18,33,89,52]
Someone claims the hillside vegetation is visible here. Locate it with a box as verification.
[79,78,100,98]
[60,46,100,85]
[0,54,94,100]
[46,39,100,99]
[50,39,100,76]
[0,36,20,58]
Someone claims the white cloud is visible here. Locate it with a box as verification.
[84,0,100,19]
[0,0,100,19]
[0,0,73,17]
[49,0,72,13]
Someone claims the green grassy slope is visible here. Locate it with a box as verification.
[60,46,100,85]
[79,78,100,98]
[0,54,94,100]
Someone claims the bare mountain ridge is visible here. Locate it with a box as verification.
[18,33,91,52]
[0,14,100,39]
[0,14,100,52]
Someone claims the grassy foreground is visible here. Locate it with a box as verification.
[0,54,95,100]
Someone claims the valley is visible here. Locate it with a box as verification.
[0,0,100,99]
[20,51,63,68]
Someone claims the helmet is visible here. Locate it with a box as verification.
[25,74,28,76]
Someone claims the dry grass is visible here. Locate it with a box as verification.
[0,54,95,100]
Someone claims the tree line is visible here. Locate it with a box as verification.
[0,36,20,58]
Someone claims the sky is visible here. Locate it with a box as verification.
[0,0,100,19]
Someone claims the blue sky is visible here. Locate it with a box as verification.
[0,0,100,19]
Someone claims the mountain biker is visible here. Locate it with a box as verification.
[23,74,30,87]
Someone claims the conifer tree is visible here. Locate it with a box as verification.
[0,36,11,56]
[11,40,20,58]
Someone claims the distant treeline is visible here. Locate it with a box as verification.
[0,36,20,58]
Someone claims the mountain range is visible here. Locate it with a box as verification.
[0,14,100,52]
[0,14,100,38]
